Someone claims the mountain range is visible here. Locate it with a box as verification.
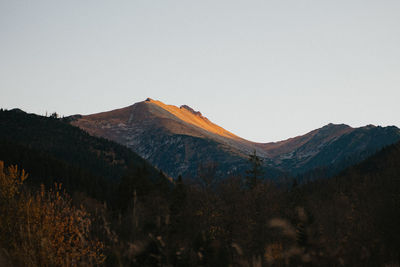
[1,102,400,265]
[70,98,400,179]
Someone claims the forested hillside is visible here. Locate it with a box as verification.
[0,109,169,202]
[1,108,399,266]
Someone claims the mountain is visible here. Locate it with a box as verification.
[259,123,400,176]
[0,108,168,201]
[70,98,400,179]
[2,107,399,266]
[70,98,279,179]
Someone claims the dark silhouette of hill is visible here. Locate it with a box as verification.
[291,140,400,265]
[0,108,169,202]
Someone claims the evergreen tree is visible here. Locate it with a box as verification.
[245,150,264,189]
[50,112,59,119]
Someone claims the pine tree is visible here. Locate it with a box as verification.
[245,150,264,189]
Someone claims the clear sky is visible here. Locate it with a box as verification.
[1,0,399,142]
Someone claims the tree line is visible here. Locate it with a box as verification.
[1,142,399,266]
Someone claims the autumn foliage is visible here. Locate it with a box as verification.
[0,161,105,266]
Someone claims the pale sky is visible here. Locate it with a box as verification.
[1,0,399,142]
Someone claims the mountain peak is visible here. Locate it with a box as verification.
[180,105,202,117]
[139,98,240,140]
[315,123,353,139]
[144,98,202,117]
[322,123,351,129]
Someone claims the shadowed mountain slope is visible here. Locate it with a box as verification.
[0,109,168,201]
